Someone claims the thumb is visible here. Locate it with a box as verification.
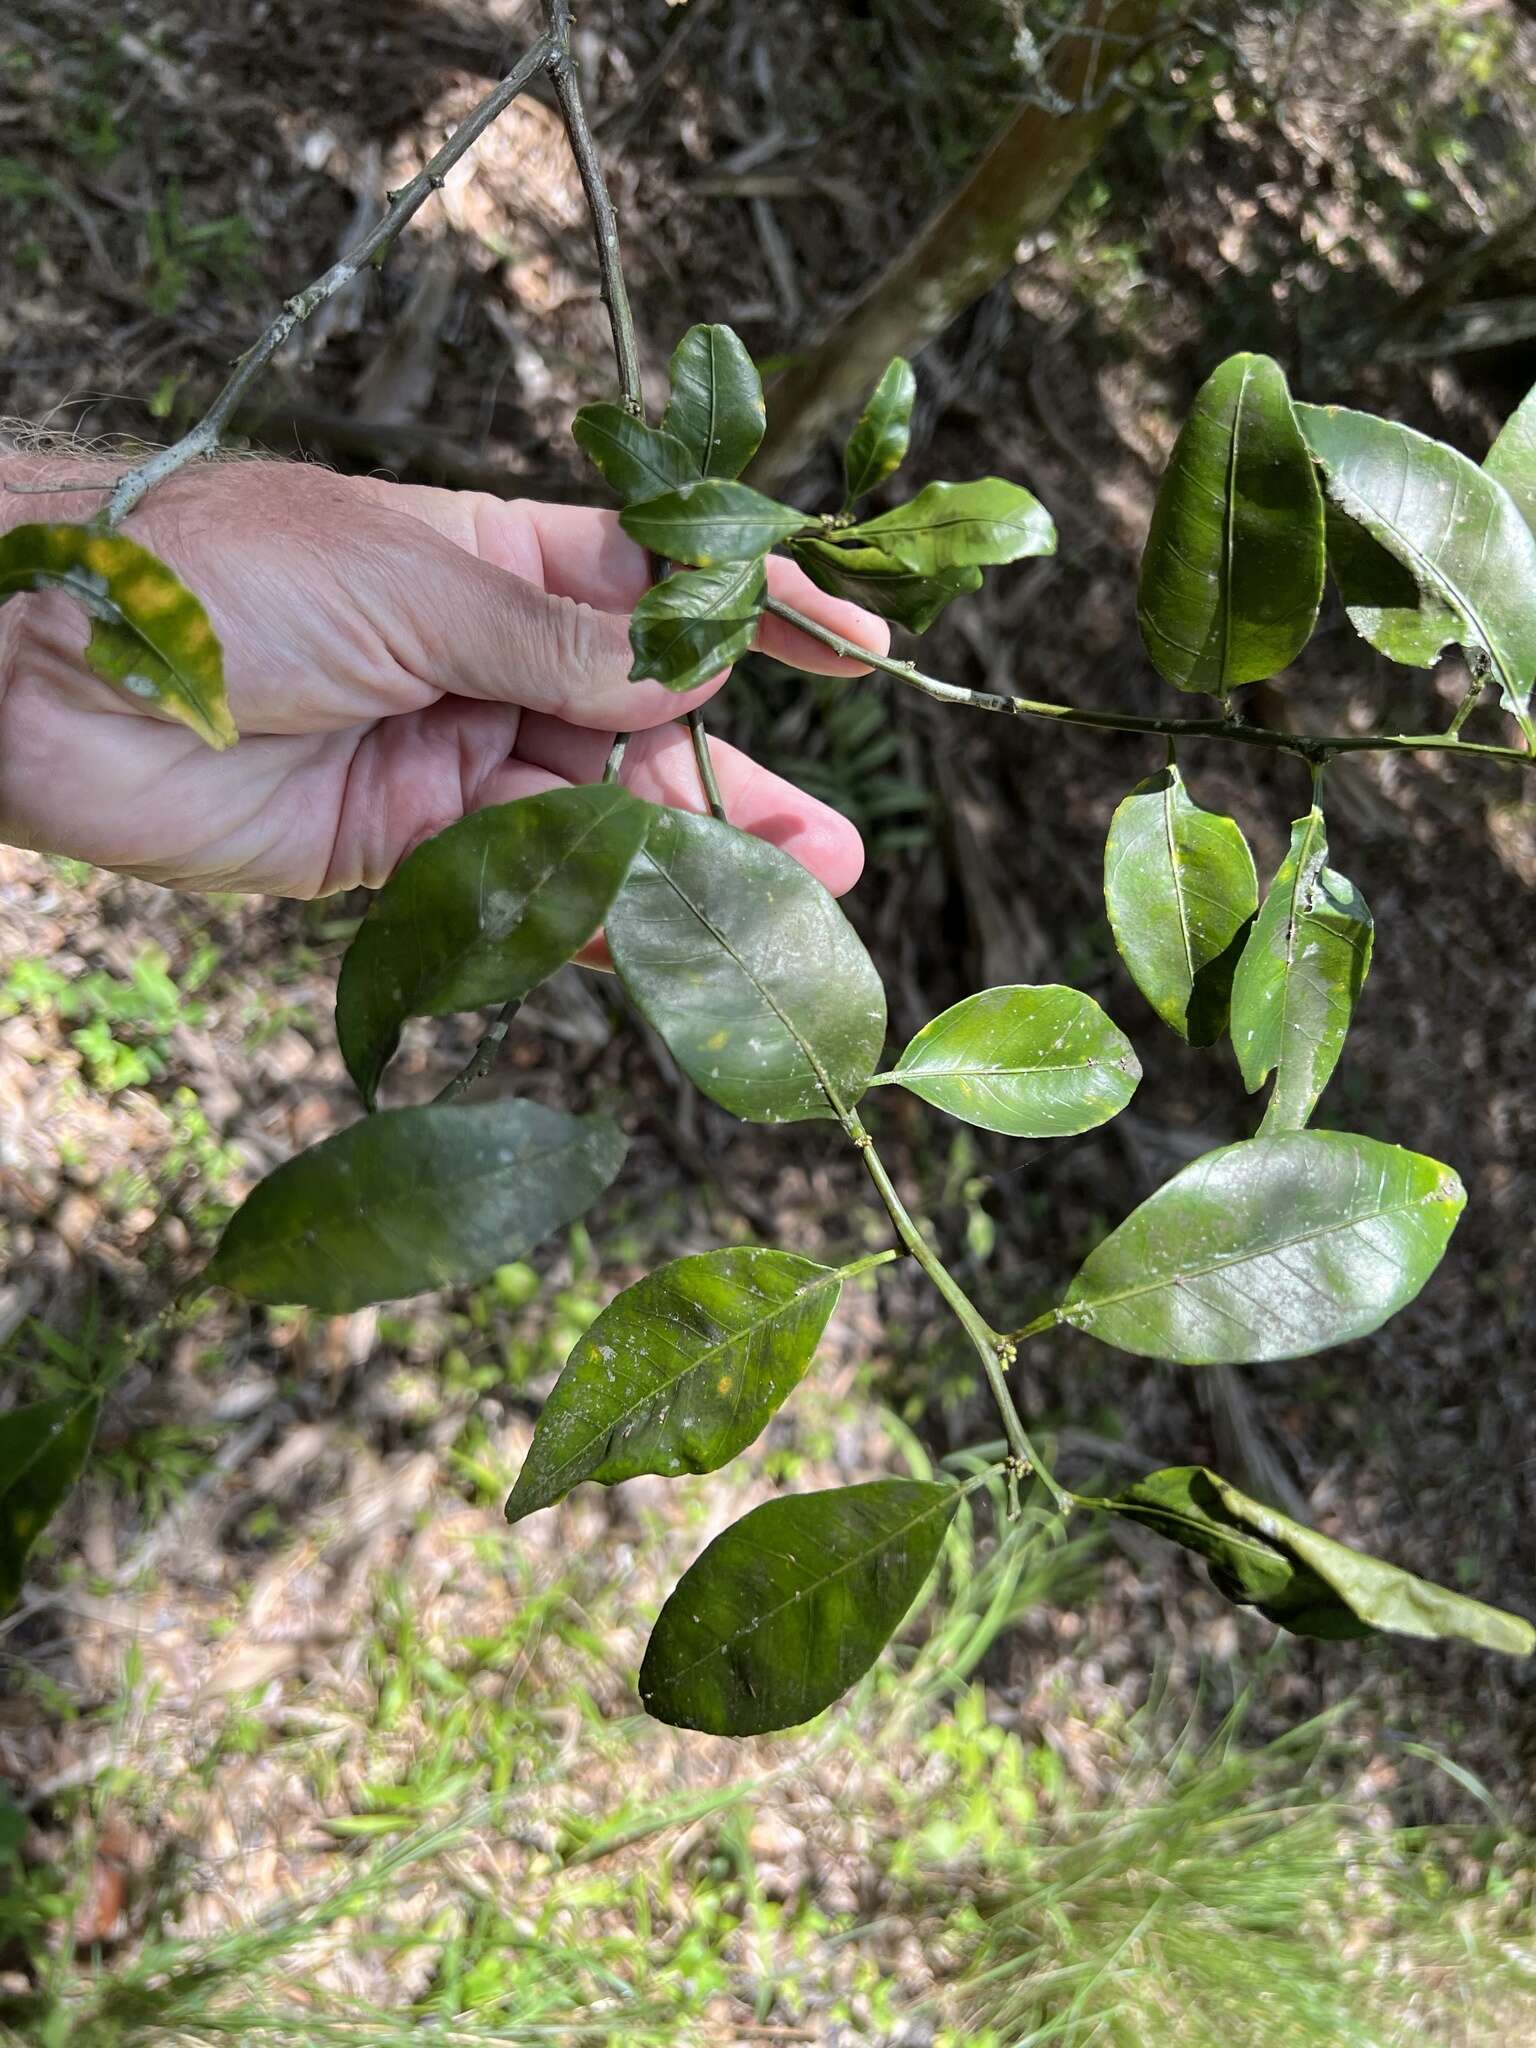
[349,505,724,730]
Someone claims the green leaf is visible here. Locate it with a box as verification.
[1097,1466,1534,1655]
[639,1479,959,1734]
[0,521,236,749]
[661,324,767,480]
[606,806,886,1124]
[885,985,1139,1137]
[506,1248,850,1523]
[787,536,982,635]
[1297,402,1536,730]
[1059,1129,1464,1366]
[1229,808,1373,1133]
[0,1393,101,1609]
[571,403,700,504]
[1137,354,1325,697]
[337,787,651,1109]
[1323,503,1461,669]
[1484,379,1536,536]
[843,357,917,507]
[206,1100,626,1312]
[627,559,767,694]
[619,480,808,568]
[840,478,1055,575]
[1103,765,1258,1045]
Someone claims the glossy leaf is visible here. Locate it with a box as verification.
[606,806,886,1123]
[1059,1129,1464,1366]
[661,324,766,480]
[1297,402,1536,728]
[1484,379,1536,536]
[506,1248,849,1523]
[207,1100,626,1312]
[1230,808,1372,1133]
[572,403,699,504]
[843,357,916,506]
[1098,1465,1534,1654]
[787,535,982,635]
[1137,354,1325,696]
[0,1393,101,1608]
[619,480,808,568]
[337,787,650,1110]
[1103,765,1258,1044]
[886,985,1139,1137]
[1323,505,1461,669]
[640,1479,959,1734]
[0,521,236,749]
[627,559,766,693]
[841,478,1055,575]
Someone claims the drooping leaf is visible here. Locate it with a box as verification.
[0,522,236,749]
[1229,808,1373,1133]
[619,481,808,568]
[0,1392,101,1609]
[1323,504,1460,668]
[627,559,766,694]
[1484,378,1536,536]
[843,357,917,507]
[1058,1129,1464,1366]
[1137,354,1325,697]
[207,1100,626,1312]
[337,787,651,1110]
[572,403,700,504]
[1103,765,1258,1045]
[639,1479,959,1734]
[787,535,982,635]
[661,324,767,480]
[1297,402,1536,730]
[506,1248,851,1523]
[840,478,1056,575]
[885,985,1139,1137]
[1095,1466,1533,1655]
[606,806,886,1123]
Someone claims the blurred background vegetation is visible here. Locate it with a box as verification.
[2,0,1535,2039]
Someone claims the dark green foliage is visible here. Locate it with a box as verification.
[606,805,886,1124]
[1137,354,1324,696]
[25,326,1532,1720]
[639,1479,959,1734]
[337,786,650,1108]
[207,1100,626,1312]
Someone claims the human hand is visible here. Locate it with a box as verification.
[0,457,888,897]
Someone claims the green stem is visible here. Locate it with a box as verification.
[765,597,1536,771]
[837,1245,904,1282]
[434,1001,521,1104]
[1009,1309,1061,1344]
[842,1109,1071,1513]
[602,731,630,784]
[1447,668,1488,738]
[687,707,728,820]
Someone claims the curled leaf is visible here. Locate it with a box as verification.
[620,480,807,567]
[1096,1465,1533,1655]
[572,403,699,504]
[843,357,916,507]
[627,559,767,693]
[0,521,236,749]
[840,478,1055,575]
